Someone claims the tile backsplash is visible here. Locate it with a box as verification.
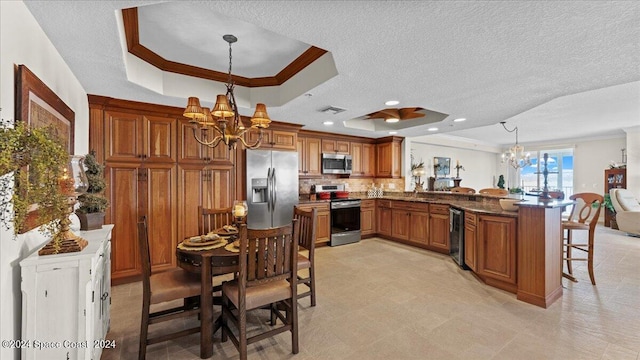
[299,177,405,194]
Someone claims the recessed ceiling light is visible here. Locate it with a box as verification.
[389,131,398,135]
[428,127,438,132]
[453,118,466,122]
[385,100,399,106]
[323,121,334,126]
[385,118,399,123]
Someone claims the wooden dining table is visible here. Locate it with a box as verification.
[176,243,239,359]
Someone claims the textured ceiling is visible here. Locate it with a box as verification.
[23,1,640,147]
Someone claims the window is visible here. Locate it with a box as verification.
[521,148,574,198]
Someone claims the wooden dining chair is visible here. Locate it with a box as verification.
[293,206,318,306]
[451,187,476,194]
[562,193,603,285]
[220,222,299,360]
[198,206,234,234]
[137,216,202,360]
[479,188,508,196]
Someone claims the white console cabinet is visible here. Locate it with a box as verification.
[20,225,113,360]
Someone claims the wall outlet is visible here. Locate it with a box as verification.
[388,183,396,189]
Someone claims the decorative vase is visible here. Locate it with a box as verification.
[77,212,105,231]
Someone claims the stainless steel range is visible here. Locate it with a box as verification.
[315,184,361,246]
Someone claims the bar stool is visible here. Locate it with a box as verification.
[562,193,603,285]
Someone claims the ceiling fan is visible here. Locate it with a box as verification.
[364,107,427,123]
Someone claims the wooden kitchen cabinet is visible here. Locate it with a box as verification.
[360,199,376,236]
[409,210,429,245]
[105,162,177,283]
[477,215,517,286]
[391,208,411,241]
[296,202,331,244]
[91,96,248,286]
[350,142,376,177]
[177,164,233,241]
[428,204,450,252]
[375,137,402,178]
[247,128,297,150]
[377,200,392,237]
[321,139,350,154]
[464,212,477,271]
[389,201,429,245]
[20,226,113,360]
[177,119,233,164]
[105,111,176,163]
[297,136,322,176]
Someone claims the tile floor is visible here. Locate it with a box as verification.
[102,225,640,360]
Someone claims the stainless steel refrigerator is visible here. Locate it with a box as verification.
[246,149,299,229]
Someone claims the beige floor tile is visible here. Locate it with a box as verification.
[104,226,640,359]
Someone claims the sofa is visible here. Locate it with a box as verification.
[610,188,640,237]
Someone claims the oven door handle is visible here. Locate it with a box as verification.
[331,200,361,209]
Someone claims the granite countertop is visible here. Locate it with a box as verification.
[298,193,525,217]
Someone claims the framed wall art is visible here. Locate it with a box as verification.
[434,157,450,177]
[14,64,75,233]
[16,64,75,154]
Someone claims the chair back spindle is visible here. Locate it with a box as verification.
[199,206,234,234]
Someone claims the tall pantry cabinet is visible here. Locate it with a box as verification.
[89,96,235,284]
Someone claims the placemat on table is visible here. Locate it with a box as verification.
[178,238,228,251]
[224,243,239,253]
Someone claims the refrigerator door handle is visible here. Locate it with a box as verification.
[267,167,273,211]
[272,168,277,210]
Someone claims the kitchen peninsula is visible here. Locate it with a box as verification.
[304,191,573,308]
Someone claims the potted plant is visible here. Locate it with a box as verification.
[75,151,108,230]
[603,193,618,230]
[0,120,69,240]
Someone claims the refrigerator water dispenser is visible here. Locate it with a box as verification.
[251,178,268,203]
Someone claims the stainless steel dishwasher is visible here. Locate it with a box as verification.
[450,208,467,269]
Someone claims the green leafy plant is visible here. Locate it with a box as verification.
[603,194,616,213]
[0,119,69,238]
[76,151,109,214]
[509,187,523,194]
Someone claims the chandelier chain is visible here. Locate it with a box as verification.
[500,121,530,169]
[227,40,233,86]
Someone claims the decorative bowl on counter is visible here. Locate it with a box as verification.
[499,198,523,211]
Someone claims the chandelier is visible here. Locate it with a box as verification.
[183,34,271,150]
[500,121,531,169]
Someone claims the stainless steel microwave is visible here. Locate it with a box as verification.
[321,153,352,174]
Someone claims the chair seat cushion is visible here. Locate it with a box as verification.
[297,253,311,270]
[223,280,291,310]
[562,221,590,231]
[150,268,201,304]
